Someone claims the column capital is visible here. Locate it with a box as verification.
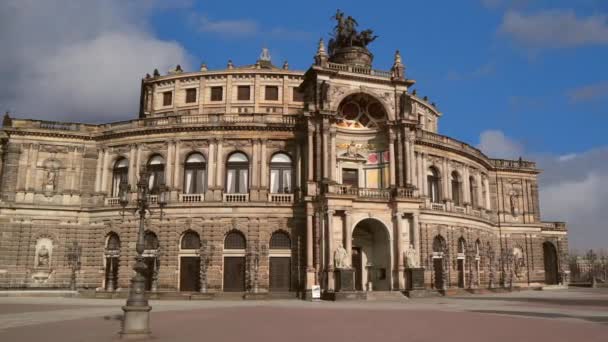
[343,210,351,216]
[326,209,335,215]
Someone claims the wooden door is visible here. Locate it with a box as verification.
[105,257,118,290]
[543,243,559,285]
[352,247,363,291]
[434,258,444,289]
[269,257,291,292]
[224,257,245,292]
[180,257,200,292]
[457,259,465,288]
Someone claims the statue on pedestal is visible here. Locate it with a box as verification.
[405,244,419,268]
[334,244,349,269]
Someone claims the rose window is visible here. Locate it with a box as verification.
[337,94,387,129]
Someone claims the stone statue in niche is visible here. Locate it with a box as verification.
[405,244,419,268]
[320,81,330,109]
[45,168,57,191]
[334,244,349,269]
[37,245,50,267]
[508,190,519,216]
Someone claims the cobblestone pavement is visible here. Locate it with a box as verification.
[0,288,606,341]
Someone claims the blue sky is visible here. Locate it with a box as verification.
[2,0,607,250]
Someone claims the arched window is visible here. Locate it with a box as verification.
[469,176,477,207]
[458,237,466,254]
[184,153,206,194]
[144,231,159,250]
[451,171,462,206]
[226,152,249,194]
[224,230,246,250]
[181,231,201,250]
[270,231,291,249]
[427,167,441,203]
[433,235,446,253]
[106,233,120,251]
[270,153,292,194]
[111,158,129,197]
[147,155,165,194]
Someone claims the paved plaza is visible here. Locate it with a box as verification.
[0,288,607,341]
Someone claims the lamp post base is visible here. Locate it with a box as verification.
[120,305,152,340]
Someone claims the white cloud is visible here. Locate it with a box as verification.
[477,129,524,159]
[195,15,259,36]
[0,0,192,123]
[567,81,608,103]
[499,10,608,49]
[190,13,312,40]
[538,148,608,250]
[446,62,495,81]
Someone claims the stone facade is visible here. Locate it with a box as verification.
[0,38,568,295]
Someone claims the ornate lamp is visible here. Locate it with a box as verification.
[120,168,153,339]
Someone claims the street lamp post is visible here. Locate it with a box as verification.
[118,169,167,339]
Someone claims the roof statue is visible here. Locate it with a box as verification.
[259,47,271,62]
[328,10,378,56]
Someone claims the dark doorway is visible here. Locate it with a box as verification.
[180,257,201,292]
[352,247,363,291]
[143,257,156,291]
[434,258,444,289]
[224,257,245,292]
[543,242,559,285]
[269,257,291,291]
[104,257,118,290]
[457,259,465,288]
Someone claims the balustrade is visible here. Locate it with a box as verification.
[179,193,204,203]
[268,193,294,204]
[223,193,249,203]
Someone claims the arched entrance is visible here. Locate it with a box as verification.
[143,231,159,291]
[543,242,559,285]
[104,233,120,291]
[269,230,292,292]
[223,230,246,292]
[432,235,447,290]
[351,218,391,291]
[179,231,201,292]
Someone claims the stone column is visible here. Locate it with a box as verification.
[100,148,110,194]
[442,158,450,201]
[417,152,423,192]
[207,139,216,189]
[172,140,180,190]
[295,141,302,192]
[463,167,470,204]
[128,145,136,187]
[306,213,315,289]
[404,133,413,185]
[95,148,103,192]
[421,153,428,196]
[484,177,491,210]
[476,174,483,209]
[260,139,267,189]
[165,141,174,188]
[215,139,223,189]
[395,212,405,289]
[322,122,329,180]
[409,134,417,186]
[330,128,337,182]
[326,209,335,291]
[389,130,396,187]
[344,211,352,263]
[307,125,314,182]
[135,144,142,184]
[251,139,259,189]
[412,213,420,253]
[26,144,39,191]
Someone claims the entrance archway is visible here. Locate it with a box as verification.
[543,242,559,285]
[269,230,292,292]
[223,230,246,292]
[143,231,159,291]
[179,231,201,292]
[351,218,391,291]
[432,235,447,290]
[104,233,120,291]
